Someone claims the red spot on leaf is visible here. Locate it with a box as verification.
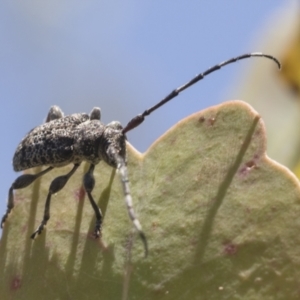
[239,159,257,176]
[74,186,86,202]
[10,275,22,291]
[198,116,205,123]
[223,242,238,255]
[208,117,216,126]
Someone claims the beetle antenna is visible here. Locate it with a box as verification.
[115,154,148,257]
[122,52,281,134]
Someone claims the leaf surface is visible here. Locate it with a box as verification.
[1,100,300,300]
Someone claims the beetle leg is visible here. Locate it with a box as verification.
[31,163,80,238]
[1,167,54,228]
[83,164,103,238]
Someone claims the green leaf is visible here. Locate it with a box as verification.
[1,100,300,300]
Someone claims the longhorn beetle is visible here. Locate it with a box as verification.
[1,53,280,257]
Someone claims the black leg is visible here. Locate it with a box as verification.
[1,167,54,228]
[31,164,80,238]
[83,164,103,238]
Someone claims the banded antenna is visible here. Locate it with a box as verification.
[122,52,280,134]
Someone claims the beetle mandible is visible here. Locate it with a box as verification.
[1,53,281,257]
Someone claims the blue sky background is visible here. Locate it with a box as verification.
[0,1,291,225]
